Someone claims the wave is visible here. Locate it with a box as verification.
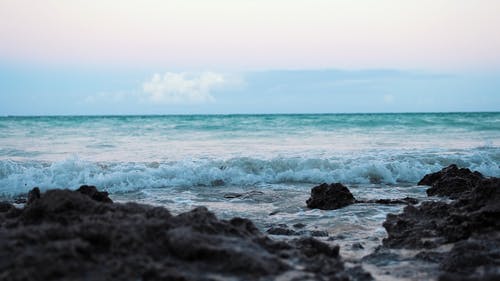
[1,150,499,197]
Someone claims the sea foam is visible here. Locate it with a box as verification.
[1,150,498,197]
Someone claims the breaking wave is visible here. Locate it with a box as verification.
[1,149,499,197]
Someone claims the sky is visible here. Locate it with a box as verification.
[0,0,499,115]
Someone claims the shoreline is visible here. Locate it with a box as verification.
[0,165,499,280]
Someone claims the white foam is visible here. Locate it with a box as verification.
[1,149,499,197]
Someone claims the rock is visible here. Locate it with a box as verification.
[76,185,112,203]
[0,188,365,281]
[306,183,355,210]
[351,242,364,250]
[414,251,445,263]
[383,201,451,249]
[345,266,374,281]
[382,173,500,281]
[439,237,500,279]
[293,223,306,229]
[267,227,298,236]
[418,165,484,198]
[27,187,40,205]
[224,190,264,199]
[361,197,419,205]
[310,230,329,237]
[0,202,13,213]
[293,237,340,258]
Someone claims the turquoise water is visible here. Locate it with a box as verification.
[0,112,499,196]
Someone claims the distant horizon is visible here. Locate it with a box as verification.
[2,110,499,118]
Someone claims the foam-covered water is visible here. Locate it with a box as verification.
[0,113,499,196]
[0,149,499,196]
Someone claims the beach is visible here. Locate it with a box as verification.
[1,113,499,280]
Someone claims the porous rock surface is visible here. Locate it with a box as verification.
[418,164,484,198]
[383,165,500,281]
[306,183,356,210]
[0,186,368,281]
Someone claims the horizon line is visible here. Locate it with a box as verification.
[1,110,499,118]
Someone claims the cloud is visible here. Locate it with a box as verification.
[141,72,227,104]
[383,94,395,104]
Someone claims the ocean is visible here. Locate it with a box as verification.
[1,112,499,277]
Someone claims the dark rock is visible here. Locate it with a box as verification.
[293,237,339,258]
[0,202,13,213]
[76,185,112,203]
[418,165,484,198]
[382,171,500,281]
[384,177,500,249]
[439,237,500,279]
[310,230,329,237]
[361,197,419,205]
[0,188,364,281]
[27,187,40,204]
[351,242,364,250]
[383,201,451,249]
[267,227,298,236]
[293,223,306,229]
[439,273,500,281]
[346,266,374,281]
[306,183,355,210]
[288,237,352,279]
[414,251,445,263]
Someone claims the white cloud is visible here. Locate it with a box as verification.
[383,94,395,104]
[141,72,227,104]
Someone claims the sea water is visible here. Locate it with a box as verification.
[1,112,499,279]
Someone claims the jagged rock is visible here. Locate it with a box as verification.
[306,183,355,210]
[383,178,500,249]
[345,266,374,281]
[414,251,445,263]
[27,187,40,205]
[293,237,339,258]
[438,237,500,280]
[76,185,112,203]
[383,169,500,281]
[351,243,365,250]
[310,230,329,237]
[360,197,419,205]
[0,188,367,281]
[0,202,13,213]
[293,223,306,229]
[418,165,484,198]
[267,227,298,236]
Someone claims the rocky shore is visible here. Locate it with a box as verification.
[0,165,498,280]
[382,165,500,281]
[0,186,370,281]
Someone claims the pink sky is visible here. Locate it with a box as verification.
[1,0,500,70]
